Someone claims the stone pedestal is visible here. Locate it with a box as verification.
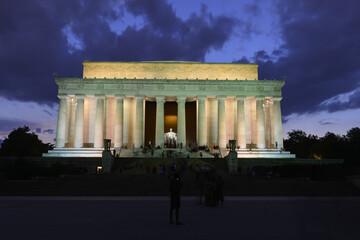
[102,139,114,174]
[226,140,238,173]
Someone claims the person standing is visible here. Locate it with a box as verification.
[169,173,183,225]
[195,164,200,180]
[216,175,224,207]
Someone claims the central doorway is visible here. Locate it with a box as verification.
[144,100,197,148]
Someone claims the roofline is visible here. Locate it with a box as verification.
[82,61,258,66]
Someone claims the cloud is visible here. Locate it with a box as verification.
[0,0,237,106]
[43,129,55,134]
[234,0,360,116]
[43,110,54,116]
[0,119,36,132]
[35,128,42,133]
[318,119,338,126]
[319,87,360,112]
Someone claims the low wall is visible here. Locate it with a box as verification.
[235,158,344,174]
[0,157,101,174]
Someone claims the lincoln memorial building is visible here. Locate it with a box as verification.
[45,61,294,158]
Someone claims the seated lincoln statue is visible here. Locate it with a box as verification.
[164,128,177,148]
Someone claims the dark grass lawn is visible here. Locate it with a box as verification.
[1,172,359,196]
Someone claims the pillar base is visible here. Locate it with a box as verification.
[43,148,103,157]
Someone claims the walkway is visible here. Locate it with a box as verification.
[0,196,359,240]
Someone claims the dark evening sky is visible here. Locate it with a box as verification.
[0,0,359,144]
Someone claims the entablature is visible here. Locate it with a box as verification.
[56,77,284,98]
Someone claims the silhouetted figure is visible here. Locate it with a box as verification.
[195,164,200,180]
[169,173,182,225]
[216,176,224,207]
[196,173,204,206]
[159,165,163,176]
[152,166,157,175]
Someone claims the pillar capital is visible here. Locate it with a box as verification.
[58,94,68,99]
[196,95,207,100]
[156,96,165,102]
[75,94,85,99]
[115,94,125,100]
[255,96,265,100]
[236,95,246,101]
[95,94,106,100]
[135,95,145,99]
[217,95,227,100]
[272,97,282,102]
[177,96,187,102]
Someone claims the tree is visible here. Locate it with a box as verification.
[344,127,360,165]
[284,130,318,158]
[313,132,345,159]
[0,126,54,157]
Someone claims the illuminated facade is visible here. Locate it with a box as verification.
[44,61,294,158]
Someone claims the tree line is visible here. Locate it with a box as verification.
[284,127,360,165]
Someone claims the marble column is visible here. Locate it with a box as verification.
[212,98,218,146]
[236,97,246,149]
[155,96,165,147]
[65,97,71,144]
[269,100,275,148]
[177,97,186,146]
[134,96,144,148]
[218,96,226,148]
[114,95,124,148]
[273,97,284,149]
[68,98,77,146]
[94,95,105,148]
[256,97,266,149]
[122,97,130,146]
[197,96,206,146]
[55,95,68,148]
[74,95,85,148]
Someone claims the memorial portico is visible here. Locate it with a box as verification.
[45,61,291,158]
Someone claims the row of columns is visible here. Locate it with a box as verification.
[55,95,284,149]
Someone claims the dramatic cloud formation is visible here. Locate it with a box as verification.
[235,0,360,116]
[0,0,359,140]
[0,0,237,106]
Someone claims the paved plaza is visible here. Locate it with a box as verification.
[0,196,359,240]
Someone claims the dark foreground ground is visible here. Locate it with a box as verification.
[0,196,359,240]
[1,173,360,196]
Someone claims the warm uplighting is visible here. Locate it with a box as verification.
[97,166,102,174]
